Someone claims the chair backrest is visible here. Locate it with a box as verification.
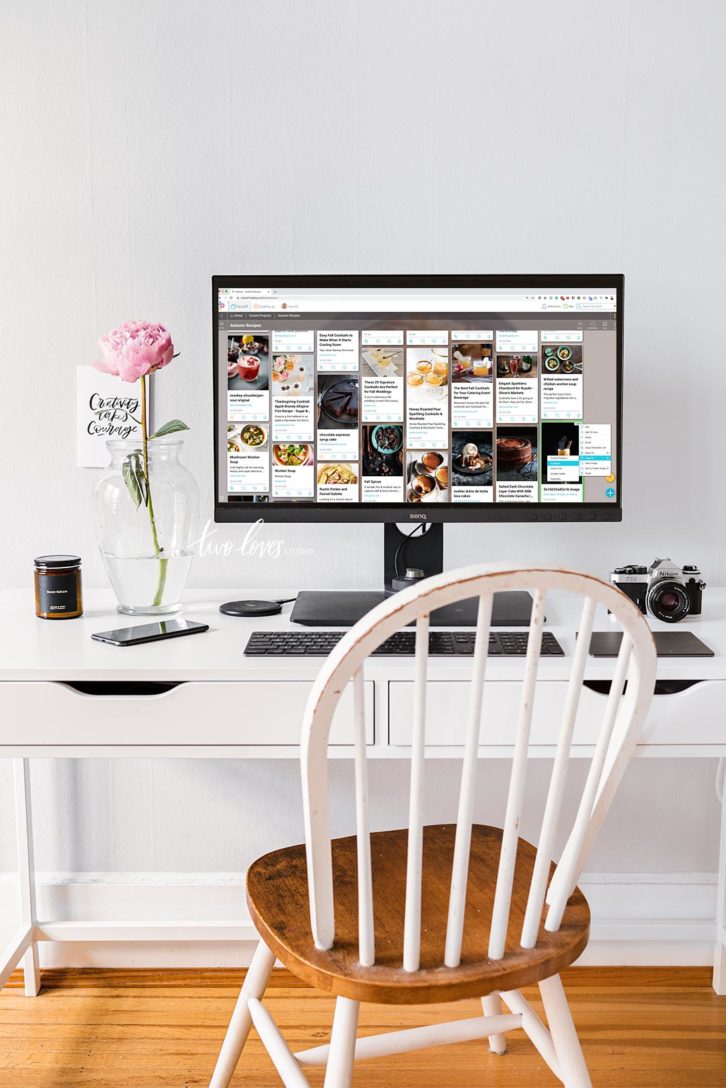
[300,564,656,971]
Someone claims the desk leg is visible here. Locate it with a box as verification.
[13,760,40,997]
[714,762,726,995]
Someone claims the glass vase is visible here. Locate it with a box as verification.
[93,437,199,615]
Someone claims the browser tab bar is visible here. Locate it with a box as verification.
[218,287,617,314]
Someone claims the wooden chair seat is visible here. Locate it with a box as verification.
[247,823,590,1005]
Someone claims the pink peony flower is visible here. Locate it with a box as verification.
[93,320,174,383]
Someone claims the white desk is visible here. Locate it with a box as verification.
[1,587,724,994]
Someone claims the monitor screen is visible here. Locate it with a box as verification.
[213,276,622,523]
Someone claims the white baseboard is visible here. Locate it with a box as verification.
[0,870,717,970]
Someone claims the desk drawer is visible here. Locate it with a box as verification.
[0,681,374,747]
[389,681,601,747]
[388,679,725,747]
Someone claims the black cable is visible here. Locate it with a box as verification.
[274,597,297,605]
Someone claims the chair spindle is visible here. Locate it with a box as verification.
[488,588,546,960]
[353,668,375,966]
[520,595,596,948]
[545,633,632,931]
[444,592,493,968]
[403,612,430,972]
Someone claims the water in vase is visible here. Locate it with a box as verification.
[102,553,193,615]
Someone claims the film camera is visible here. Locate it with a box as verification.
[610,558,705,623]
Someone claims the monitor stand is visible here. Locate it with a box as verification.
[290,524,534,627]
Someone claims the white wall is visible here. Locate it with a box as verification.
[0,0,723,962]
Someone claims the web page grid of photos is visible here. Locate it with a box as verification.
[224,321,613,505]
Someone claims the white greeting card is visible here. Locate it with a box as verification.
[76,365,149,467]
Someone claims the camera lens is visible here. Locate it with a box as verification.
[646,581,690,623]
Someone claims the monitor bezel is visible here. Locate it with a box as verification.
[213,274,623,524]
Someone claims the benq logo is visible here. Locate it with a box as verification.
[409,512,428,520]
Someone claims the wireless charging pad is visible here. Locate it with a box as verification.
[219,600,283,618]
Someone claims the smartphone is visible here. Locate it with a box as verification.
[91,618,210,647]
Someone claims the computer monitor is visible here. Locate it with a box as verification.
[213,275,622,624]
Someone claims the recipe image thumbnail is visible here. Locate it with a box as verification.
[361,423,403,501]
[227,335,269,390]
[317,462,359,503]
[496,352,537,379]
[451,431,493,487]
[452,342,493,382]
[270,353,313,395]
[317,375,359,429]
[406,347,449,399]
[227,422,270,495]
[405,450,449,503]
[496,426,538,480]
[496,426,539,502]
[541,421,580,473]
[451,342,494,428]
[271,441,314,500]
[361,424,403,477]
[541,421,581,492]
[360,346,404,378]
[227,422,268,454]
[541,343,583,374]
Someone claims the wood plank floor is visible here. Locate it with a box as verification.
[1,967,724,1086]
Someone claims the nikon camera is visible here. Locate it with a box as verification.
[610,558,705,623]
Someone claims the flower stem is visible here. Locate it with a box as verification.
[140,375,168,607]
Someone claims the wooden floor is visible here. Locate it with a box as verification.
[1,967,724,1086]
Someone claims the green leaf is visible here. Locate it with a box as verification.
[122,451,150,509]
[122,453,143,509]
[133,453,149,507]
[149,419,190,439]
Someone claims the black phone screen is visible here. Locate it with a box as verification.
[92,619,209,646]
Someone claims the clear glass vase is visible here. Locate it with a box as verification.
[93,437,199,615]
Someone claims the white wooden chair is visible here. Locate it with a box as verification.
[209,563,656,1088]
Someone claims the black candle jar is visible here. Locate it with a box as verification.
[34,555,83,619]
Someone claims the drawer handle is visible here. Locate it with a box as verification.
[58,681,184,697]
[583,679,705,697]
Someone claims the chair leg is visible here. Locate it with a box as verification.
[323,996,359,1088]
[482,992,507,1054]
[209,939,276,1088]
[539,974,592,1088]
